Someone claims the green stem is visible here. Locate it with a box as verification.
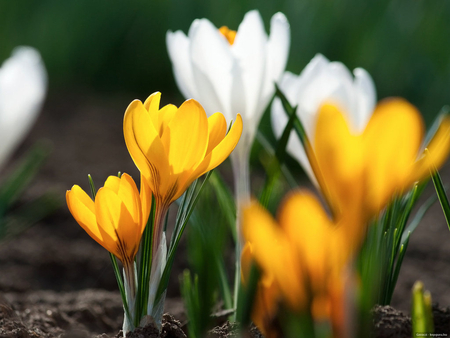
[231,150,250,320]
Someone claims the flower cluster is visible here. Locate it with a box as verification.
[67,92,242,332]
[62,8,450,338]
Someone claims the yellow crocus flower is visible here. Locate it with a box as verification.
[123,91,243,252]
[66,173,151,266]
[309,98,450,242]
[241,242,280,337]
[243,191,353,337]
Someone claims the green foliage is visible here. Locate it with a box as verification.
[182,178,232,337]
[180,271,202,338]
[259,93,297,209]
[411,281,434,335]
[431,169,450,231]
[358,182,434,311]
[0,142,59,240]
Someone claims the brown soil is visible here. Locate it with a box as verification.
[1,90,450,337]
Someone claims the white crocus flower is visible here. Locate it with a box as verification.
[166,8,290,243]
[271,53,376,185]
[0,47,47,171]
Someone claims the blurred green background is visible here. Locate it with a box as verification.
[1,0,450,124]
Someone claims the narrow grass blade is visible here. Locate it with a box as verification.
[209,171,236,242]
[259,99,297,208]
[431,170,450,231]
[217,256,233,310]
[412,281,434,335]
[402,193,436,244]
[0,142,50,213]
[0,193,60,240]
[110,253,132,324]
[255,131,297,188]
[181,271,201,338]
[235,262,259,329]
[387,235,410,304]
[155,171,213,304]
[424,106,449,146]
[135,196,156,324]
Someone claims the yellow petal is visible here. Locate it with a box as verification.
[104,176,120,193]
[242,200,305,311]
[95,187,138,262]
[277,190,332,284]
[157,104,178,137]
[123,99,170,195]
[160,99,209,174]
[206,112,227,155]
[252,274,279,338]
[193,113,243,178]
[363,98,423,213]
[413,114,450,182]
[313,104,364,216]
[66,186,112,251]
[117,173,141,226]
[240,242,253,285]
[143,92,161,128]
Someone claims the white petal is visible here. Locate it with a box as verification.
[189,18,234,120]
[295,57,355,137]
[0,47,47,170]
[166,30,197,99]
[259,12,290,113]
[353,67,376,132]
[232,10,267,124]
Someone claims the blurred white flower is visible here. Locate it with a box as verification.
[167,10,290,201]
[167,11,290,155]
[271,54,376,184]
[167,11,290,299]
[0,46,47,170]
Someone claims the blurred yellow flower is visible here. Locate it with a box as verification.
[309,98,450,238]
[123,91,242,251]
[241,243,279,337]
[66,173,151,266]
[243,191,352,336]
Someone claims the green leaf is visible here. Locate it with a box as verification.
[0,142,51,215]
[235,262,259,329]
[155,171,213,305]
[255,131,297,188]
[259,97,297,208]
[0,193,61,240]
[412,281,434,334]
[209,171,236,242]
[431,170,450,231]
[110,252,132,326]
[424,106,449,146]
[135,195,156,325]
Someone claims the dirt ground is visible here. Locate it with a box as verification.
[1,89,450,337]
